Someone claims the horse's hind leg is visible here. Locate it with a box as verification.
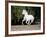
[30,20,31,25]
[28,21,31,25]
[22,17,25,25]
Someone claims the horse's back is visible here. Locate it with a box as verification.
[25,15,34,21]
[28,15,34,19]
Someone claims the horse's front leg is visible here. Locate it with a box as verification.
[22,20,24,25]
[22,17,25,25]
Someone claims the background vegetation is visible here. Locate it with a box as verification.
[11,6,41,25]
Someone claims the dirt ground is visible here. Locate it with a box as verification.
[11,24,40,31]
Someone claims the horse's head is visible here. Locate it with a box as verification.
[22,9,28,15]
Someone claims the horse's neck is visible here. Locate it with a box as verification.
[24,14,28,16]
[25,12,28,15]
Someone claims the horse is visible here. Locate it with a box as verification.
[22,9,34,25]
